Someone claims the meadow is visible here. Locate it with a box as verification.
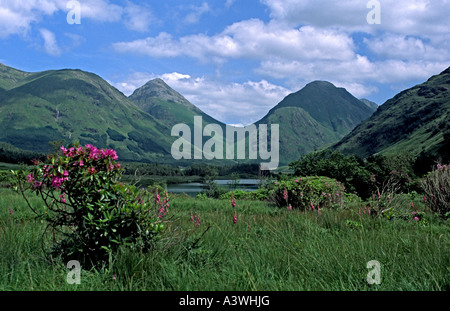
[1,187,448,291]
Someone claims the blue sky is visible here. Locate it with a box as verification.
[1,0,449,126]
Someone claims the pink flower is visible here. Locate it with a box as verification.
[101,149,118,160]
[231,195,236,209]
[414,217,420,221]
[310,202,315,211]
[26,174,35,184]
[8,205,13,216]
[60,193,66,203]
[233,212,237,224]
[51,176,65,189]
[283,188,288,201]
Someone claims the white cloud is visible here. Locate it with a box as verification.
[364,34,450,61]
[123,2,155,32]
[0,0,63,38]
[111,71,292,125]
[113,20,356,64]
[39,28,61,56]
[0,0,155,39]
[225,0,236,9]
[184,2,211,24]
[261,0,450,36]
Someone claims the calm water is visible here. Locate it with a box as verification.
[167,179,263,196]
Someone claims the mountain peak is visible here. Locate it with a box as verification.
[130,78,192,108]
[305,80,336,88]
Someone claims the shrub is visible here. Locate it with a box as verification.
[422,164,450,219]
[289,150,372,199]
[12,143,167,266]
[269,176,345,211]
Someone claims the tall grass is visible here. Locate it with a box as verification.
[0,189,448,291]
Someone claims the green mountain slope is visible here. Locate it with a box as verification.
[0,64,173,162]
[129,78,225,129]
[256,81,377,164]
[333,66,450,160]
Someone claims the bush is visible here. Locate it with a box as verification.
[422,164,450,219]
[12,143,167,266]
[269,176,345,211]
[290,150,372,199]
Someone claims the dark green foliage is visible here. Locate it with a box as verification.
[269,176,345,210]
[290,150,422,199]
[0,142,46,164]
[107,128,127,142]
[290,150,372,198]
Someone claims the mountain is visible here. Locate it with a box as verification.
[359,98,378,111]
[256,81,377,164]
[0,63,174,162]
[129,78,225,129]
[333,66,450,160]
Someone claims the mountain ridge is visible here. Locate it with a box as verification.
[332,66,450,161]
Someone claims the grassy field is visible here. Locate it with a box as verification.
[0,187,448,291]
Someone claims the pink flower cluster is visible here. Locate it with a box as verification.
[231,194,236,209]
[61,144,119,162]
[231,194,237,224]
[190,212,201,227]
[158,191,169,219]
[283,188,288,201]
[27,174,43,189]
[436,164,448,171]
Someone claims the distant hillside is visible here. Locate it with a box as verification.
[129,78,225,129]
[256,81,377,164]
[333,66,450,161]
[0,63,173,162]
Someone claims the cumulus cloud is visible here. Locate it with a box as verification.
[0,0,63,38]
[113,20,356,63]
[111,71,291,125]
[364,34,450,61]
[0,0,155,39]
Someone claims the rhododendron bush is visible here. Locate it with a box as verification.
[12,143,167,265]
